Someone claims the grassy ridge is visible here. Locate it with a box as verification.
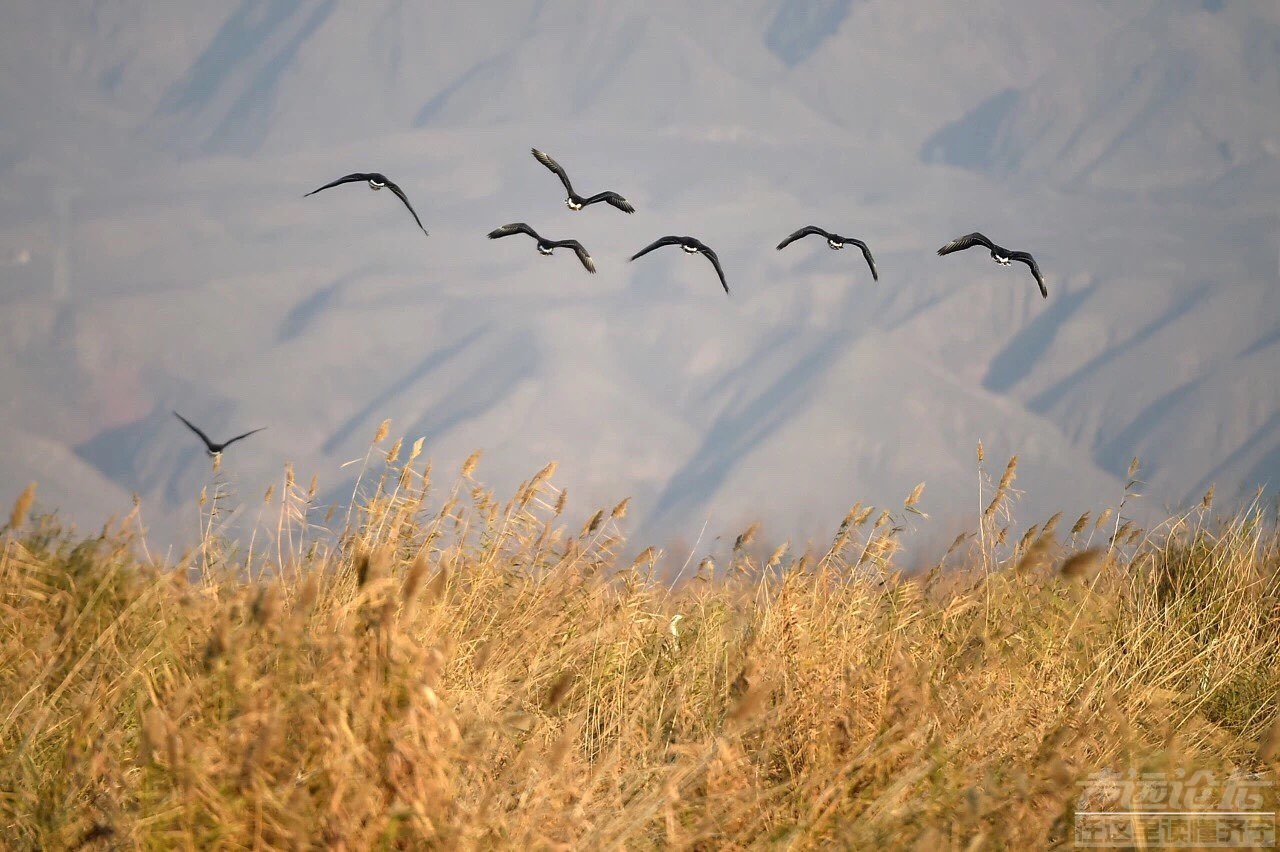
[1,436,1278,848]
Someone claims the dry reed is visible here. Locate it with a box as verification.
[0,446,1277,849]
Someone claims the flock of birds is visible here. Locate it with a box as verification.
[173,147,1049,456]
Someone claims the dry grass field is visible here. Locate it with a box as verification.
[1,428,1278,849]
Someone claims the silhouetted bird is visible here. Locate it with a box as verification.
[776,226,879,281]
[304,173,428,235]
[173,412,265,457]
[630,236,729,294]
[937,232,1046,298]
[531,148,635,213]
[488,223,596,273]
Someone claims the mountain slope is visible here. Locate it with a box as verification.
[0,2,1276,549]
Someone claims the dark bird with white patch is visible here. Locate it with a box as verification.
[937,232,1046,298]
[304,173,428,235]
[488,223,596,273]
[630,236,729,294]
[776,225,879,281]
[173,411,265,457]
[531,148,635,213]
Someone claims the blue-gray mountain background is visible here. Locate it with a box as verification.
[1,1,1277,552]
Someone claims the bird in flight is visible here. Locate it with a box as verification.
[776,226,879,281]
[630,236,729,294]
[488,223,596,273]
[304,173,428,235]
[531,148,635,213]
[173,412,266,457]
[937,232,1046,298]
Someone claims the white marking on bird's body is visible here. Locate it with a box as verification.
[537,245,554,256]
[566,198,582,210]
[993,253,1011,265]
[369,180,385,190]
[828,239,844,250]
[682,244,699,253]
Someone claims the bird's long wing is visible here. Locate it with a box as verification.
[173,411,216,453]
[629,236,684,261]
[531,148,575,196]
[937,232,996,256]
[488,222,539,241]
[552,239,596,273]
[221,427,267,450]
[700,245,730,295]
[303,173,373,197]
[382,179,429,235]
[582,191,635,214]
[1011,252,1047,298]
[776,225,828,250]
[845,238,879,282]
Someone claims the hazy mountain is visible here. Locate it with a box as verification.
[1,1,1277,552]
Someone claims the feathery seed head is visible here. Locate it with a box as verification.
[1070,512,1091,536]
[402,554,429,604]
[582,509,604,537]
[1059,548,1105,581]
[610,497,630,520]
[426,562,449,602]
[631,546,658,570]
[532,461,558,489]
[734,523,759,551]
[8,482,35,531]
[766,541,790,569]
[544,672,575,710]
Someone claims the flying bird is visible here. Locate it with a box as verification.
[487,223,596,273]
[630,236,729,294]
[304,173,428,235]
[531,148,635,213]
[936,232,1046,298]
[776,226,879,281]
[173,411,266,457]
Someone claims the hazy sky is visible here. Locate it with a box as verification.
[1,2,1278,552]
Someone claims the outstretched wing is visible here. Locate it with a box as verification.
[1011,251,1047,298]
[844,238,879,282]
[303,173,374,197]
[173,411,215,453]
[776,225,829,250]
[582,191,635,214]
[488,222,539,241]
[221,426,267,450]
[381,178,429,235]
[629,235,685,261]
[551,239,596,273]
[531,148,575,196]
[699,245,730,295]
[937,232,996,256]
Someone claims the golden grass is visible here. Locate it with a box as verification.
[1,438,1278,849]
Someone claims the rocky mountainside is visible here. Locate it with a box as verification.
[0,1,1276,549]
